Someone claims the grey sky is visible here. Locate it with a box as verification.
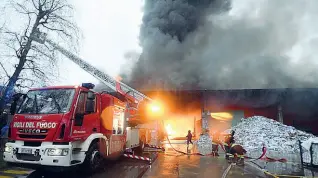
[57,0,143,85]
[2,0,318,90]
[0,0,143,86]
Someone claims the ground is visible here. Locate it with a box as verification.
[0,154,267,178]
[0,141,317,178]
[143,154,267,178]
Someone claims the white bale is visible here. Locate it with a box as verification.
[197,134,213,155]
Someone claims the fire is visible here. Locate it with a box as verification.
[150,103,161,112]
[165,124,176,136]
[147,102,164,117]
[163,116,195,138]
[210,112,233,121]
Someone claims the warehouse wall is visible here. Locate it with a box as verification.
[232,110,245,127]
[142,90,318,135]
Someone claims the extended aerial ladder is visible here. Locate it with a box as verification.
[29,29,167,151]
[31,29,152,103]
[29,29,156,124]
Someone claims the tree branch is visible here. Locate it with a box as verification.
[14,3,38,16]
[0,0,79,96]
[0,62,10,78]
[4,31,22,47]
[32,0,39,10]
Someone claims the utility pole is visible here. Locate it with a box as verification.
[201,89,209,134]
[278,104,283,123]
[193,116,196,137]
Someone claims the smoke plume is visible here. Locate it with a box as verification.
[123,0,318,90]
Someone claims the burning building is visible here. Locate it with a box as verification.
[142,88,318,137]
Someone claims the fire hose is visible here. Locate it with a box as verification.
[244,146,287,163]
[244,146,267,161]
[162,120,204,156]
[162,120,288,161]
[219,142,287,162]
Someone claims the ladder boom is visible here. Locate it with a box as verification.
[45,38,152,102]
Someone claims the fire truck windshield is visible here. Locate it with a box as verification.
[18,89,75,114]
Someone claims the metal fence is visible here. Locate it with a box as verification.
[299,140,318,168]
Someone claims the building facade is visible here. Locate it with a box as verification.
[143,88,318,136]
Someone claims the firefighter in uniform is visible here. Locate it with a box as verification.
[212,131,220,156]
[224,130,235,159]
[229,142,247,165]
[224,130,247,165]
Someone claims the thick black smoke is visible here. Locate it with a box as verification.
[123,0,318,91]
[124,0,231,90]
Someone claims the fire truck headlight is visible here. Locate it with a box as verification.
[4,146,12,153]
[47,148,69,156]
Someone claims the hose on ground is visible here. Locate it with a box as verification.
[161,121,287,161]
[161,120,203,156]
[221,163,234,178]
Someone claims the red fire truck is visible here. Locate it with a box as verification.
[4,83,157,172]
[3,30,163,172]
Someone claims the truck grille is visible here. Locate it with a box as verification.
[18,134,47,139]
[16,153,41,161]
[24,141,41,147]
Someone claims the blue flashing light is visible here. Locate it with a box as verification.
[82,83,95,90]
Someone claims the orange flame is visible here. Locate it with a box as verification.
[165,124,176,136]
[210,112,233,121]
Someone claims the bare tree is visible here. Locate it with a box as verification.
[0,0,79,113]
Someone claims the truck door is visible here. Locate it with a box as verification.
[109,106,126,154]
[71,90,99,140]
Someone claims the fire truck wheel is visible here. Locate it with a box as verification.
[82,142,102,173]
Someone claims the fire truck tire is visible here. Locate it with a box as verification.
[82,142,103,173]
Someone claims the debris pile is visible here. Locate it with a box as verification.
[232,116,316,154]
[197,134,213,155]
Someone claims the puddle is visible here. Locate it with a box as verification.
[250,160,303,176]
[248,151,318,177]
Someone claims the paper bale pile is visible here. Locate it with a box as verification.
[197,134,213,155]
[196,115,213,155]
[232,116,316,154]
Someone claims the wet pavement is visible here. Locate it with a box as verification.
[1,141,318,178]
[143,141,269,178]
[0,156,152,178]
[143,153,268,178]
[155,141,318,178]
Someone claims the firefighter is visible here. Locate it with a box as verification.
[212,131,220,156]
[224,130,235,159]
[229,141,247,165]
[186,130,193,145]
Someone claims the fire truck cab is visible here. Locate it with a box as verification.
[3,83,144,172]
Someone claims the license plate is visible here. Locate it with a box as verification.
[20,148,32,154]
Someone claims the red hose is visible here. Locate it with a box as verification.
[245,146,266,160]
[245,146,287,162]
[219,143,226,152]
